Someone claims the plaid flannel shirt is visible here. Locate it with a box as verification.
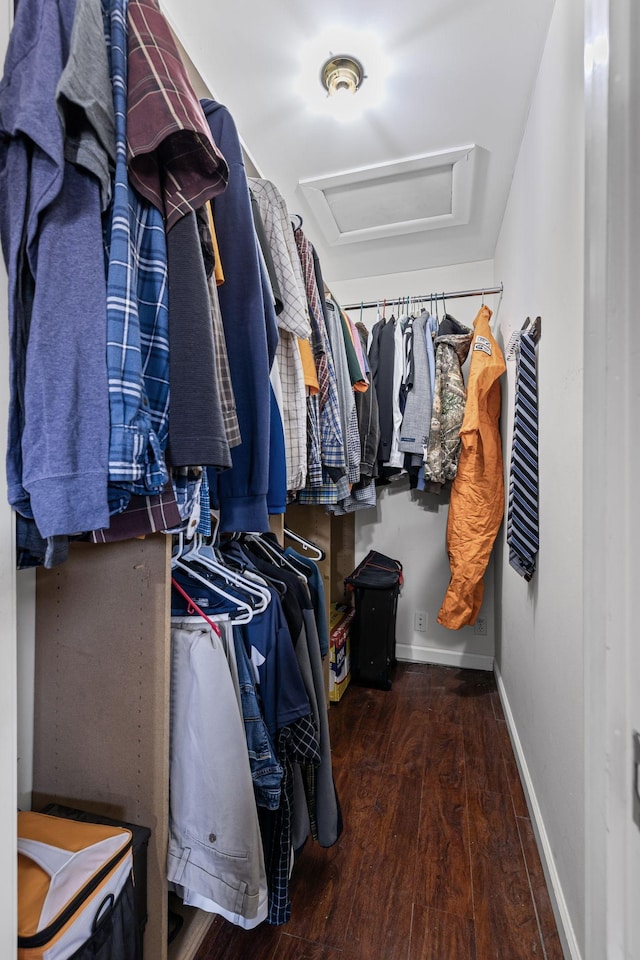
[266,714,320,925]
[105,0,170,510]
[126,0,228,229]
[294,229,346,476]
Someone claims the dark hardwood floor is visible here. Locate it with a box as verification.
[193,663,565,960]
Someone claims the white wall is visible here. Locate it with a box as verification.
[492,0,585,956]
[329,259,497,670]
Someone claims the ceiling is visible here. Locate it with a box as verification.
[163,0,555,283]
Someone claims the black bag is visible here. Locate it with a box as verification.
[344,551,403,691]
[67,875,140,960]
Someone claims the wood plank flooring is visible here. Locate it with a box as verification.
[192,663,565,960]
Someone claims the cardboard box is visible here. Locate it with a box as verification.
[329,605,354,702]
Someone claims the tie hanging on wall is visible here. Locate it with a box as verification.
[507,317,541,581]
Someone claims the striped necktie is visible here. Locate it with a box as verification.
[507,331,539,580]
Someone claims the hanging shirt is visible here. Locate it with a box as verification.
[126,0,228,228]
[339,310,368,392]
[104,0,170,513]
[208,268,241,449]
[295,229,345,480]
[166,210,231,470]
[369,318,395,464]
[399,311,432,455]
[0,0,111,537]
[250,178,310,493]
[385,316,406,469]
[354,322,381,482]
[325,298,360,486]
[201,99,272,533]
[56,0,116,211]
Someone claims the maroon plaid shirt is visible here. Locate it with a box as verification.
[127,0,228,229]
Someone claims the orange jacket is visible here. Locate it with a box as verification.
[438,306,506,629]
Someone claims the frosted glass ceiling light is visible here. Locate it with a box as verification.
[321,55,365,97]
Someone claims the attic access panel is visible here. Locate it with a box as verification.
[298,145,477,245]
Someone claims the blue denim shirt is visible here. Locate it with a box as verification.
[233,629,283,811]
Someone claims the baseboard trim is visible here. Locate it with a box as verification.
[494,664,582,960]
[396,643,494,672]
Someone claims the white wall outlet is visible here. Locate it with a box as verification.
[474,616,488,636]
[414,610,427,632]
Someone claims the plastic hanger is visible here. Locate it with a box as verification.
[182,535,271,612]
[170,577,222,637]
[283,526,325,561]
[244,533,302,574]
[171,549,256,624]
[181,510,270,611]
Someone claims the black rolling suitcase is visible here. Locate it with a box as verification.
[344,550,403,691]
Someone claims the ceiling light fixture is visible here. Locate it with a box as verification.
[321,55,365,97]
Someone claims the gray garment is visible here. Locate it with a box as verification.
[55,0,116,210]
[168,618,268,928]
[369,318,396,462]
[291,603,340,850]
[330,478,377,515]
[399,312,432,454]
[355,322,380,478]
[167,211,232,470]
[325,299,360,484]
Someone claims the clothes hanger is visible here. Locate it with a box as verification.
[243,532,302,574]
[182,535,271,612]
[225,539,290,596]
[283,526,325,561]
[181,511,270,610]
[170,577,222,637]
[171,548,256,623]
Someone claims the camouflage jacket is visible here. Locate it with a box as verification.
[423,317,473,486]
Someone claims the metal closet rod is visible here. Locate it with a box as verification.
[341,283,503,312]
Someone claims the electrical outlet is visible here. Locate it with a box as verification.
[414,610,427,633]
[474,616,488,636]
